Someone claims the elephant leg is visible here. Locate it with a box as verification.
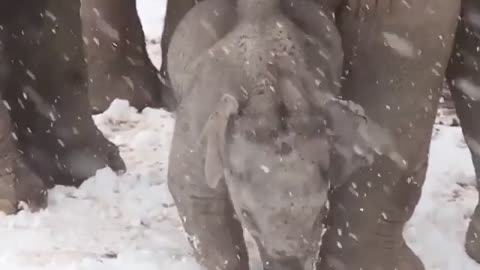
[2,0,125,188]
[159,0,200,108]
[0,2,50,213]
[0,102,47,214]
[80,0,176,113]
[167,129,249,270]
[446,0,480,262]
[318,1,460,269]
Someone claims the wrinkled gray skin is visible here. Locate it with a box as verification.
[0,0,127,213]
[319,1,459,269]
[448,0,480,263]
[167,0,405,269]
[163,0,480,269]
[80,0,176,114]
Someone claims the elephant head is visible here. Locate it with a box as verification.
[197,72,404,269]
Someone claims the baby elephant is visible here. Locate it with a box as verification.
[167,0,403,269]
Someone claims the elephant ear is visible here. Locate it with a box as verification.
[202,94,239,189]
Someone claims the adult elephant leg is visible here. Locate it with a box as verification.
[3,0,125,188]
[318,1,460,269]
[159,0,200,108]
[0,0,53,213]
[81,0,175,113]
[167,126,249,270]
[446,0,480,262]
[0,101,47,214]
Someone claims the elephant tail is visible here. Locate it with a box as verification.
[237,0,281,20]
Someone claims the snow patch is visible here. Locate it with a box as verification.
[383,32,415,58]
[455,78,480,101]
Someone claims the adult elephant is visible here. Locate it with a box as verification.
[161,0,480,269]
[0,0,127,214]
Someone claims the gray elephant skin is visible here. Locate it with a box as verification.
[0,0,129,214]
[80,0,176,114]
[161,0,480,269]
[166,0,406,269]
[0,0,174,216]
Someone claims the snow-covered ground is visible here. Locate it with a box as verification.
[1,1,479,269]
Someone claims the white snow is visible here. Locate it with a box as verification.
[405,126,480,269]
[136,0,166,70]
[455,78,480,101]
[1,1,480,269]
[383,32,416,58]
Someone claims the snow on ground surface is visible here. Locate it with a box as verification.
[1,1,480,269]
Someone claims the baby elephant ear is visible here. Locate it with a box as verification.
[202,94,239,189]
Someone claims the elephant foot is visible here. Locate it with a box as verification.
[0,104,47,214]
[0,199,16,215]
[0,152,47,215]
[465,204,480,263]
[88,64,176,114]
[11,157,48,212]
[88,71,155,114]
[23,128,126,188]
